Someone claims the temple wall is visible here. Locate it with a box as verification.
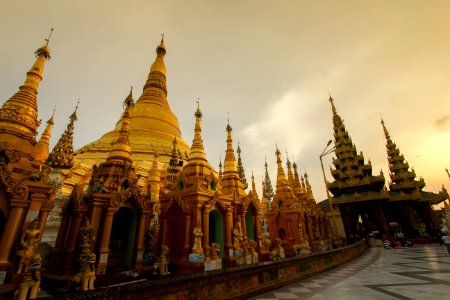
[44,241,368,299]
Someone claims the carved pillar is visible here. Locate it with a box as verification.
[203,207,209,249]
[135,213,147,269]
[185,215,191,250]
[37,210,49,234]
[161,217,168,247]
[0,204,26,266]
[97,209,114,274]
[225,208,233,256]
[63,210,84,273]
[241,212,247,240]
[90,202,103,236]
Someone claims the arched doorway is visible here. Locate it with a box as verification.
[166,201,186,260]
[209,210,224,257]
[245,210,255,241]
[109,207,138,269]
[278,228,287,241]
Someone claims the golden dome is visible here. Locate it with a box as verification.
[75,39,190,165]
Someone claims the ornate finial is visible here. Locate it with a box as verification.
[124,86,134,107]
[45,28,54,46]
[161,32,165,42]
[226,112,232,132]
[194,98,202,119]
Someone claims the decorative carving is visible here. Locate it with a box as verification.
[16,219,41,274]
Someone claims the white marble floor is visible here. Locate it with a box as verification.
[251,244,450,300]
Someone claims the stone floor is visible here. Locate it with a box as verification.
[251,244,450,300]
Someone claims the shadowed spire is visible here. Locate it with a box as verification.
[263,157,274,200]
[236,142,248,190]
[47,101,78,169]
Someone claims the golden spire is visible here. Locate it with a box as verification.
[107,88,134,162]
[380,118,390,140]
[47,101,78,169]
[0,29,53,143]
[263,157,274,200]
[223,116,237,173]
[34,109,55,164]
[275,146,289,189]
[251,172,256,193]
[286,150,295,190]
[187,99,208,163]
[292,160,302,194]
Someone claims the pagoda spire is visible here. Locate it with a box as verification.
[47,101,78,169]
[292,161,302,194]
[327,96,385,196]
[381,118,425,192]
[166,137,182,189]
[107,88,134,162]
[0,29,53,144]
[221,116,245,195]
[223,117,237,173]
[236,142,248,190]
[218,155,223,179]
[187,100,207,163]
[139,35,169,108]
[286,151,295,190]
[275,146,289,191]
[263,157,274,200]
[34,110,55,164]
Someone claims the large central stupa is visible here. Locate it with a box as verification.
[75,38,190,164]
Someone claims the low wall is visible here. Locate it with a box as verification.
[47,241,368,300]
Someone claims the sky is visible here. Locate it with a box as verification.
[1,0,449,203]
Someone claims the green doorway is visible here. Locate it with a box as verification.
[209,210,224,257]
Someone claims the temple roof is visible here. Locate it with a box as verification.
[327,96,385,196]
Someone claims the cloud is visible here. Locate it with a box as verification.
[434,114,450,131]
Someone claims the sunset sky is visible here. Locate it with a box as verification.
[1,1,449,203]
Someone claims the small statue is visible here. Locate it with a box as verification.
[249,240,258,264]
[210,243,220,261]
[14,253,42,300]
[78,218,96,291]
[16,219,41,274]
[192,227,204,254]
[233,220,243,251]
[270,238,285,261]
[155,245,170,275]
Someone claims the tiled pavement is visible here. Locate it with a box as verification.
[251,244,450,299]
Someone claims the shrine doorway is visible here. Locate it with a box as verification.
[245,209,256,241]
[109,207,138,269]
[209,210,224,257]
[278,228,287,241]
[166,201,186,260]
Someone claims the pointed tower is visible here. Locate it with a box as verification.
[327,96,385,196]
[181,102,214,188]
[381,118,425,193]
[286,153,295,191]
[221,119,245,196]
[236,142,248,190]
[34,112,55,164]
[273,147,296,208]
[0,33,52,160]
[47,104,78,169]
[165,137,183,189]
[263,158,274,210]
[75,37,190,164]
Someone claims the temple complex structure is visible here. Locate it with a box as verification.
[0,32,447,299]
[324,97,448,239]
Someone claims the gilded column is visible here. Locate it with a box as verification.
[241,213,247,240]
[185,215,191,250]
[0,204,26,266]
[225,208,233,254]
[203,207,209,248]
[97,209,114,274]
[135,213,147,269]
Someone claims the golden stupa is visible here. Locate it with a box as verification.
[75,38,190,165]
